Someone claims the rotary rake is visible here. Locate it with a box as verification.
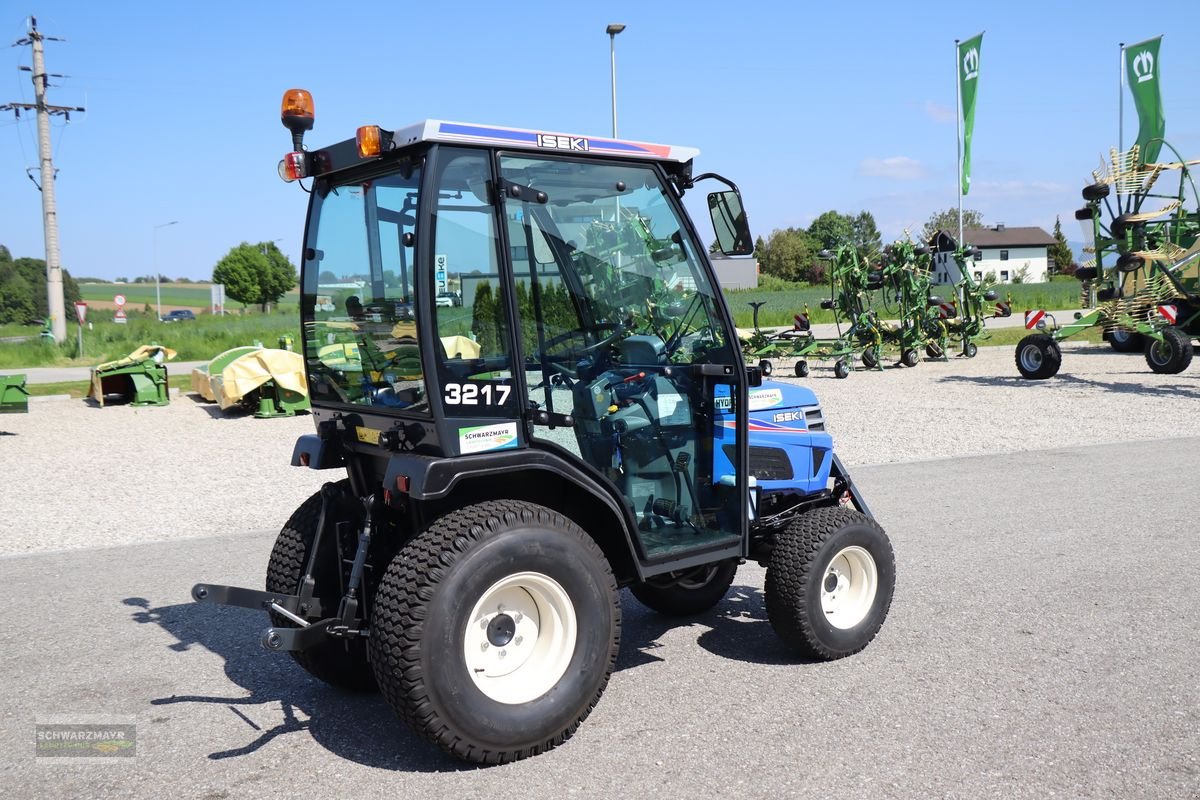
[1016,142,1200,379]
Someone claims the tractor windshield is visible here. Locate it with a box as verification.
[300,163,427,411]
[497,154,734,371]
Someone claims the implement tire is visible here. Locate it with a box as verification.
[1015,334,1062,380]
[1106,328,1144,353]
[766,507,895,660]
[1144,327,1194,374]
[265,482,377,692]
[369,500,620,764]
[631,560,738,617]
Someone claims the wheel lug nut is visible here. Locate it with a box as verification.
[499,649,507,658]
[514,636,523,646]
[480,642,488,651]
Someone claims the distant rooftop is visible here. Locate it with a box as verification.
[960,225,1056,248]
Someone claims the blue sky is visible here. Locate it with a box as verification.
[2,1,1197,280]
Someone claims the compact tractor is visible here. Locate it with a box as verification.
[191,91,895,764]
[1016,142,1200,379]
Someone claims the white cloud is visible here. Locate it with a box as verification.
[858,156,927,180]
[923,101,956,123]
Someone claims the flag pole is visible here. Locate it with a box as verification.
[955,38,963,245]
[1118,42,1125,154]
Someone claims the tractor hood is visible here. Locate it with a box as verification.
[714,380,819,418]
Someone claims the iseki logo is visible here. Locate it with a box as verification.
[1132,51,1155,83]
[536,134,590,152]
[962,48,980,81]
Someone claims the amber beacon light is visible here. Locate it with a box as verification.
[280,88,315,150]
[356,125,383,158]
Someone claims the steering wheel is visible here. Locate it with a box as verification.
[536,322,625,378]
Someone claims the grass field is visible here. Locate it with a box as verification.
[22,373,194,399]
[0,312,302,369]
[78,282,301,310]
[725,280,1084,328]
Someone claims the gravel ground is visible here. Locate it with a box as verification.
[1,341,1197,557]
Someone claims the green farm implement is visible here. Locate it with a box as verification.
[0,374,30,414]
[740,245,884,379]
[1016,142,1200,379]
[87,344,176,407]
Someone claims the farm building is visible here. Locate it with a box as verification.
[930,224,1057,285]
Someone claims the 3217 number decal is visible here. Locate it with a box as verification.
[444,382,512,406]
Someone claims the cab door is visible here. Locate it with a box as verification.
[497,152,748,567]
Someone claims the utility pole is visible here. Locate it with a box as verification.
[1,17,84,344]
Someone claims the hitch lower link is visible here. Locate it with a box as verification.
[190,484,376,652]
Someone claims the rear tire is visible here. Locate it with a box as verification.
[1106,328,1144,353]
[766,507,895,660]
[1015,334,1062,380]
[265,482,376,692]
[369,500,620,764]
[631,560,738,617]
[1144,327,1194,374]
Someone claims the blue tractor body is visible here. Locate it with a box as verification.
[713,380,835,498]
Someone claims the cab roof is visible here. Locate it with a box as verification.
[389,120,700,163]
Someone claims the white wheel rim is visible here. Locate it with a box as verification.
[463,571,577,705]
[1020,344,1043,372]
[820,546,878,629]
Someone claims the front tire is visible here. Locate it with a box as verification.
[795,360,810,378]
[1144,327,1194,374]
[369,500,620,764]
[265,482,376,691]
[901,348,919,368]
[963,342,978,358]
[758,359,774,377]
[766,507,895,660]
[833,360,850,379]
[1015,334,1062,380]
[631,560,738,617]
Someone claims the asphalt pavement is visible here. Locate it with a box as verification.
[1,437,1196,798]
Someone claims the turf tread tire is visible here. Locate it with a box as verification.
[630,560,738,617]
[369,500,620,764]
[765,507,895,660]
[265,482,377,692]
[1144,327,1194,374]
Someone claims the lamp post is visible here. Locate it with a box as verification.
[153,220,179,320]
[606,23,625,137]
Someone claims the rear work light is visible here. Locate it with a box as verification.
[278,151,307,182]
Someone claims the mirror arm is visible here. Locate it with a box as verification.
[689,172,742,194]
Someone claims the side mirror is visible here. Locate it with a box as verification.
[745,365,763,387]
[707,190,753,256]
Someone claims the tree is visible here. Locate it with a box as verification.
[1048,216,1075,277]
[471,281,499,354]
[850,211,882,256]
[756,227,822,283]
[920,208,984,245]
[0,249,82,324]
[212,241,298,312]
[808,211,854,250]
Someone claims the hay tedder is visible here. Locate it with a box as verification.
[1016,142,1200,379]
[741,245,883,379]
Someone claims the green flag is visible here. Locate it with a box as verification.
[958,33,983,196]
[1125,36,1165,164]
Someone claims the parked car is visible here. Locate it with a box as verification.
[435,292,462,308]
[162,309,196,322]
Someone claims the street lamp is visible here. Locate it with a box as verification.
[153,220,179,320]
[606,23,625,137]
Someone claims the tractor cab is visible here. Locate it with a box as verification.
[286,108,756,569]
